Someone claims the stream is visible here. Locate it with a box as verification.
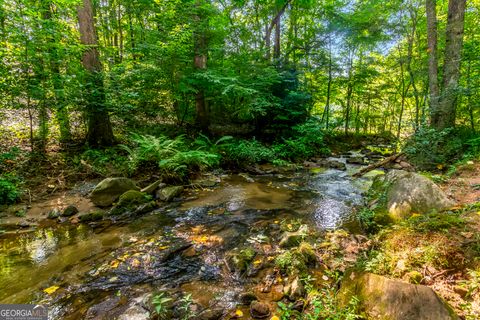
[0,157,384,319]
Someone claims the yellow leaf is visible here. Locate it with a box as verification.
[235,309,244,317]
[43,286,60,295]
[271,316,280,320]
[109,276,118,282]
[131,259,141,268]
[110,260,120,268]
[159,245,169,250]
[253,259,262,265]
[436,164,444,170]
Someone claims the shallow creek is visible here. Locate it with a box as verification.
[0,163,381,319]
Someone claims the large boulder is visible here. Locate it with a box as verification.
[90,178,139,207]
[371,170,454,221]
[339,271,458,320]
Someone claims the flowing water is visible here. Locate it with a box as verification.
[0,164,382,319]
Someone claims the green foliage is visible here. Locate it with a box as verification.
[121,134,220,178]
[151,292,172,319]
[277,272,361,320]
[0,175,21,205]
[75,148,130,176]
[221,139,276,166]
[404,127,478,170]
[358,207,391,234]
[273,120,331,160]
[406,212,465,232]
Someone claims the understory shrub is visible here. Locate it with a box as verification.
[404,126,478,170]
[121,134,220,178]
[0,175,21,204]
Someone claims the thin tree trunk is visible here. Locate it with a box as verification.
[77,0,115,147]
[426,0,440,125]
[323,39,332,129]
[193,0,209,132]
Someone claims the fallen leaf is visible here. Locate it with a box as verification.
[43,286,60,295]
[235,309,244,317]
[131,258,141,268]
[110,260,120,268]
[270,316,280,320]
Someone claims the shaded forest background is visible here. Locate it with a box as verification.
[0,0,479,202]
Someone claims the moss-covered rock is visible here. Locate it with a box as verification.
[61,205,79,217]
[369,170,455,221]
[79,211,104,222]
[91,178,139,207]
[156,186,184,202]
[338,270,458,320]
[226,247,256,273]
[117,190,149,207]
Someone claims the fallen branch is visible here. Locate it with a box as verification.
[352,153,404,178]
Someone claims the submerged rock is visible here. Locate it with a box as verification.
[61,205,79,217]
[48,208,61,219]
[339,271,458,320]
[79,210,104,222]
[279,225,308,248]
[317,159,347,171]
[371,170,455,220]
[250,301,271,319]
[91,178,139,207]
[346,156,365,165]
[156,186,184,202]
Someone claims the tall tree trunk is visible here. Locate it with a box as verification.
[436,0,467,129]
[323,41,333,129]
[425,0,440,125]
[406,7,420,131]
[193,0,209,132]
[77,0,115,147]
[42,1,71,143]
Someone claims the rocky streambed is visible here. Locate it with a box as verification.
[0,151,394,319]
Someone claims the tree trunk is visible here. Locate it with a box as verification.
[193,0,209,132]
[436,0,467,129]
[323,38,332,129]
[425,0,440,125]
[43,1,71,143]
[77,0,115,147]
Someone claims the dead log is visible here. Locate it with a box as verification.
[352,153,404,178]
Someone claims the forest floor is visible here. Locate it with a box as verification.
[2,136,480,319]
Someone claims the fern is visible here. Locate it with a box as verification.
[120,133,220,178]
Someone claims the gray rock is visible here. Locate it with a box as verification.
[192,177,219,188]
[140,180,165,194]
[250,301,271,319]
[346,156,365,165]
[61,205,79,217]
[90,178,139,207]
[156,186,184,202]
[338,271,458,320]
[372,170,455,220]
[284,276,305,301]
